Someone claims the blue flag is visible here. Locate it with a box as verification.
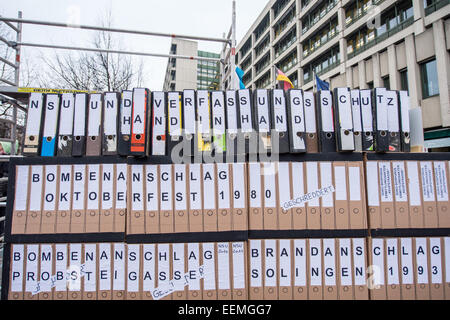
[235,66,246,89]
[315,74,330,91]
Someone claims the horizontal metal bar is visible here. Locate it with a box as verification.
[0,77,16,86]
[0,56,16,68]
[0,94,27,112]
[0,17,231,45]
[0,35,12,46]
[0,15,19,32]
[15,42,223,62]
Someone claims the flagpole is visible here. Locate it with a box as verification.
[313,71,316,93]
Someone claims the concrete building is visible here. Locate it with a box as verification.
[221,0,450,149]
[163,38,221,91]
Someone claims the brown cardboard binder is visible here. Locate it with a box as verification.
[444,237,450,299]
[366,161,381,230]
[9,244,25,300]
[24,244,39,300]
[352,238,369,300]
[428,237,444,300]
[391,161,410,229]
[420,162,439,228]
[41,166,58,234]
[188,164,203,233]
[232,242,248,300]
[333,162,349,230]
[291,162,307,230]
[369,238,386,300]
[306,162,321,230]
[12,166,29,235]
[172,243,187,300]
[202,242,217,300]
[126,244,142,300]
[249,240,263,300]
[406,161,424,228]
[68,244,82,300]
[399,238,416,300]
[231,163,248,232]
[385,238,401,300]
[263,239,278,300]
[262,163,278,231]
[308,239,323,300]
[348,162,366,230]
[174,164,189,233]
[85,165,101,233]
[217,242,232,300]
[82,243,97,300]
[187,242,202,300]
[38,244,54,300]
[142,244,156,300]
[414,237,430,300]
[56,165,72,234]
[278,239,293,300]
[54,244,68,300]
[114,164,127,233]
[322,238,338,300]
[160,164,174,234]
[129,165,145,234]
[98,243,112,300]
[216,164,232,232]
[277,162,293,230]
[378,161,396,229]
[202,164,218,232]
[293,239,308,300]
[100,164,115,233]
[337,239,353,300]
[26,165,43,235]
[248,162,263,230]
[71,165,86,234]
[156,243,172,300]
[319,162,335,230]
[145,165,159,234]
[434,161,450,228]
[112,243,126,300]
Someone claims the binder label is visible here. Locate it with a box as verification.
[183,90,196,135]
[29,166,43,211]
[386,239,399,285]
[429,238,442,284]
[279,239,291,287]
[392,162,407,202]
[115,164,127,210]
[379,162,393,202]
[25,245,39,294]
[265,240,277,287]
[407,162,421,206]
[320,162,334,206]
[273,89,287,132]
[249,163,261,208]
[55,244,68,292]
[88,94,102,136]
[303,92,316,133]
[350,90,362,132]
[203,164,215,210]
[131,165,144,211]
[168,92,182,136]
[238,90,252,133]
[197,91,210,135]
[306,162,319,206]
[336,88,353,130]
[43,165,57,211]
[87,165,100,210]
[320,91,333,132]
[334,166,347,201]
[399,91,410,132]
[294,239,306,286]
[309,239,322,286]
[434,162,449,201]
[43,95,60,138]
[420,162,435,202]
[172,243,185,291]
[400,238,414,285]
[38,245,52,293]
[59,94,75,135]
[217,164,230,209]
[349,166,361,201]
[26,93,44,135]
[256,90,270,133]
[415,238,429,284]
[232,242,245,289]
[132,89,146,135]
[104,93,118,135]
[11,245,24,292]
[212,91,225,135]
[291,163,305,208]
[189,164,202,210]
[339,239,352,286]
[102,164,113,210]
[120,91,132,135]
[127,244,140,292]
[174,164,187,211]
[113,243,125,291]
[323,239,336,286]
[218,243,230,290]
[226,91,238,134]
[352,238,366,286]
[142,244,155,292]
[386,91,399,132]
[99,243,111,290]
[371,238,385,286]
[83,244,96,292]
[232,163,245,209]
[160,165,173,211]
[263,163,276,208]
[58,165,72,211]
[188,243,200,291]
[14,166,29,211]
[250,240,262,287]
[375,88,388,131]
[202,243,216,290]
[360,90,373,131]
[366,162,380,206]
[73,94,87,136]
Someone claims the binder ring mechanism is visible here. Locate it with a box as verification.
[135,134,142,141]
[380,130,387,137]
[46,136,52,142]
[29,135,35,141]
[344,130,350,136]
[123,135,130,141]
[75,136,81,141]
[326,132,332,139]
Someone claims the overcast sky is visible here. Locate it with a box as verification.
[1,0,268,90]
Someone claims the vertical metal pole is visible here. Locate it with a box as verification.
[230,0,237,90]
[11,11,22,156]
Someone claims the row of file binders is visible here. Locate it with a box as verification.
[22,87,411,157]
[5,237,450,300]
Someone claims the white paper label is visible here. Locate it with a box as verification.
[101,164,113,210]
[360,90,373,132]
[217,163,230,209]
[29,166,43,211]
[415,238,429,284]
[183,90,196,134]
[87,164,100,210]
[132,89,146,135]
[256,90,270,133]
[392,162,408,202]
[429,238,442,284]
[306,162,319,206]
[400,238,414,285]
[54,244,67,292]
[320,91,334,132]
[303,91,316,133]
[104,93,118,135]
[168,91,182,136]
[145,165,158,211]
[226,91,238,134]
[386,239,399,285]
[379,162,393,202]
[349,166,361,201]
[43,165,57,211]
[142,244,155,292]
[375,88,388,131]
[43,94,60,138]
[289,90,306,149]
[131,165,144,211]
[174,164,187,211]
[264,240,277,287]
[238,89,252,133]
[294,239,306,286]
[232,163,246,209]
[353,238,366,286]
[26,93,44,135]
[212,91,225,135]
[58,165,71,211]
[232,242,245,289]
[337,88,353,130]
[407,162,421,206]
[25,245,39,293]
[189,164,202,210]
[120,91,133,135]
[279,239,291,287]
[334,165,347,201]
[249,163,261,207]
[250,240,262,287]
[83,244,96,292]
[338,239,352,286]
[291,163,305,207]
[59,93,75,135]
[88,94,102,136]
[160,164,172,211]
[172,243,185,291]
[202,243,216,290]
[99,243,111,291]
[278,162,291,208]
[386,90,399,132]
[73,94,87,136]
[435,162,449,201]
[217,242,230,290]
[69,244,82,291]
[420,162,435,202]
[113,243,125,291]
[152,91,166,137]
[11,244,24,292]
[371,238,385,286]
[115,164,127,209]
[263,163,276,208]
[320,162,333,207]
[127,244,140,292]
[14,166,29,211]
[188,243,200,291]
[273,89,287,132]
[197,90,210,134]
[202,163,216,210]
[399,91,410,132]
[350,90,362,132]
[309,239,322,286]
[323,239,336,286]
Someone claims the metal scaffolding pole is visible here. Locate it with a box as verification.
[11,11,21,156]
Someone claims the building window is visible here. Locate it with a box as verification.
[400,69,409,91]
[170,83,175,91]
[382,76,390,90]
[420,58,439,98]
[367,81,374,89]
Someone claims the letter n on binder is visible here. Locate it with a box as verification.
[23,93,45,156]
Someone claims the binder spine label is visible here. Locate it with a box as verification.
[152,92,166,155]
